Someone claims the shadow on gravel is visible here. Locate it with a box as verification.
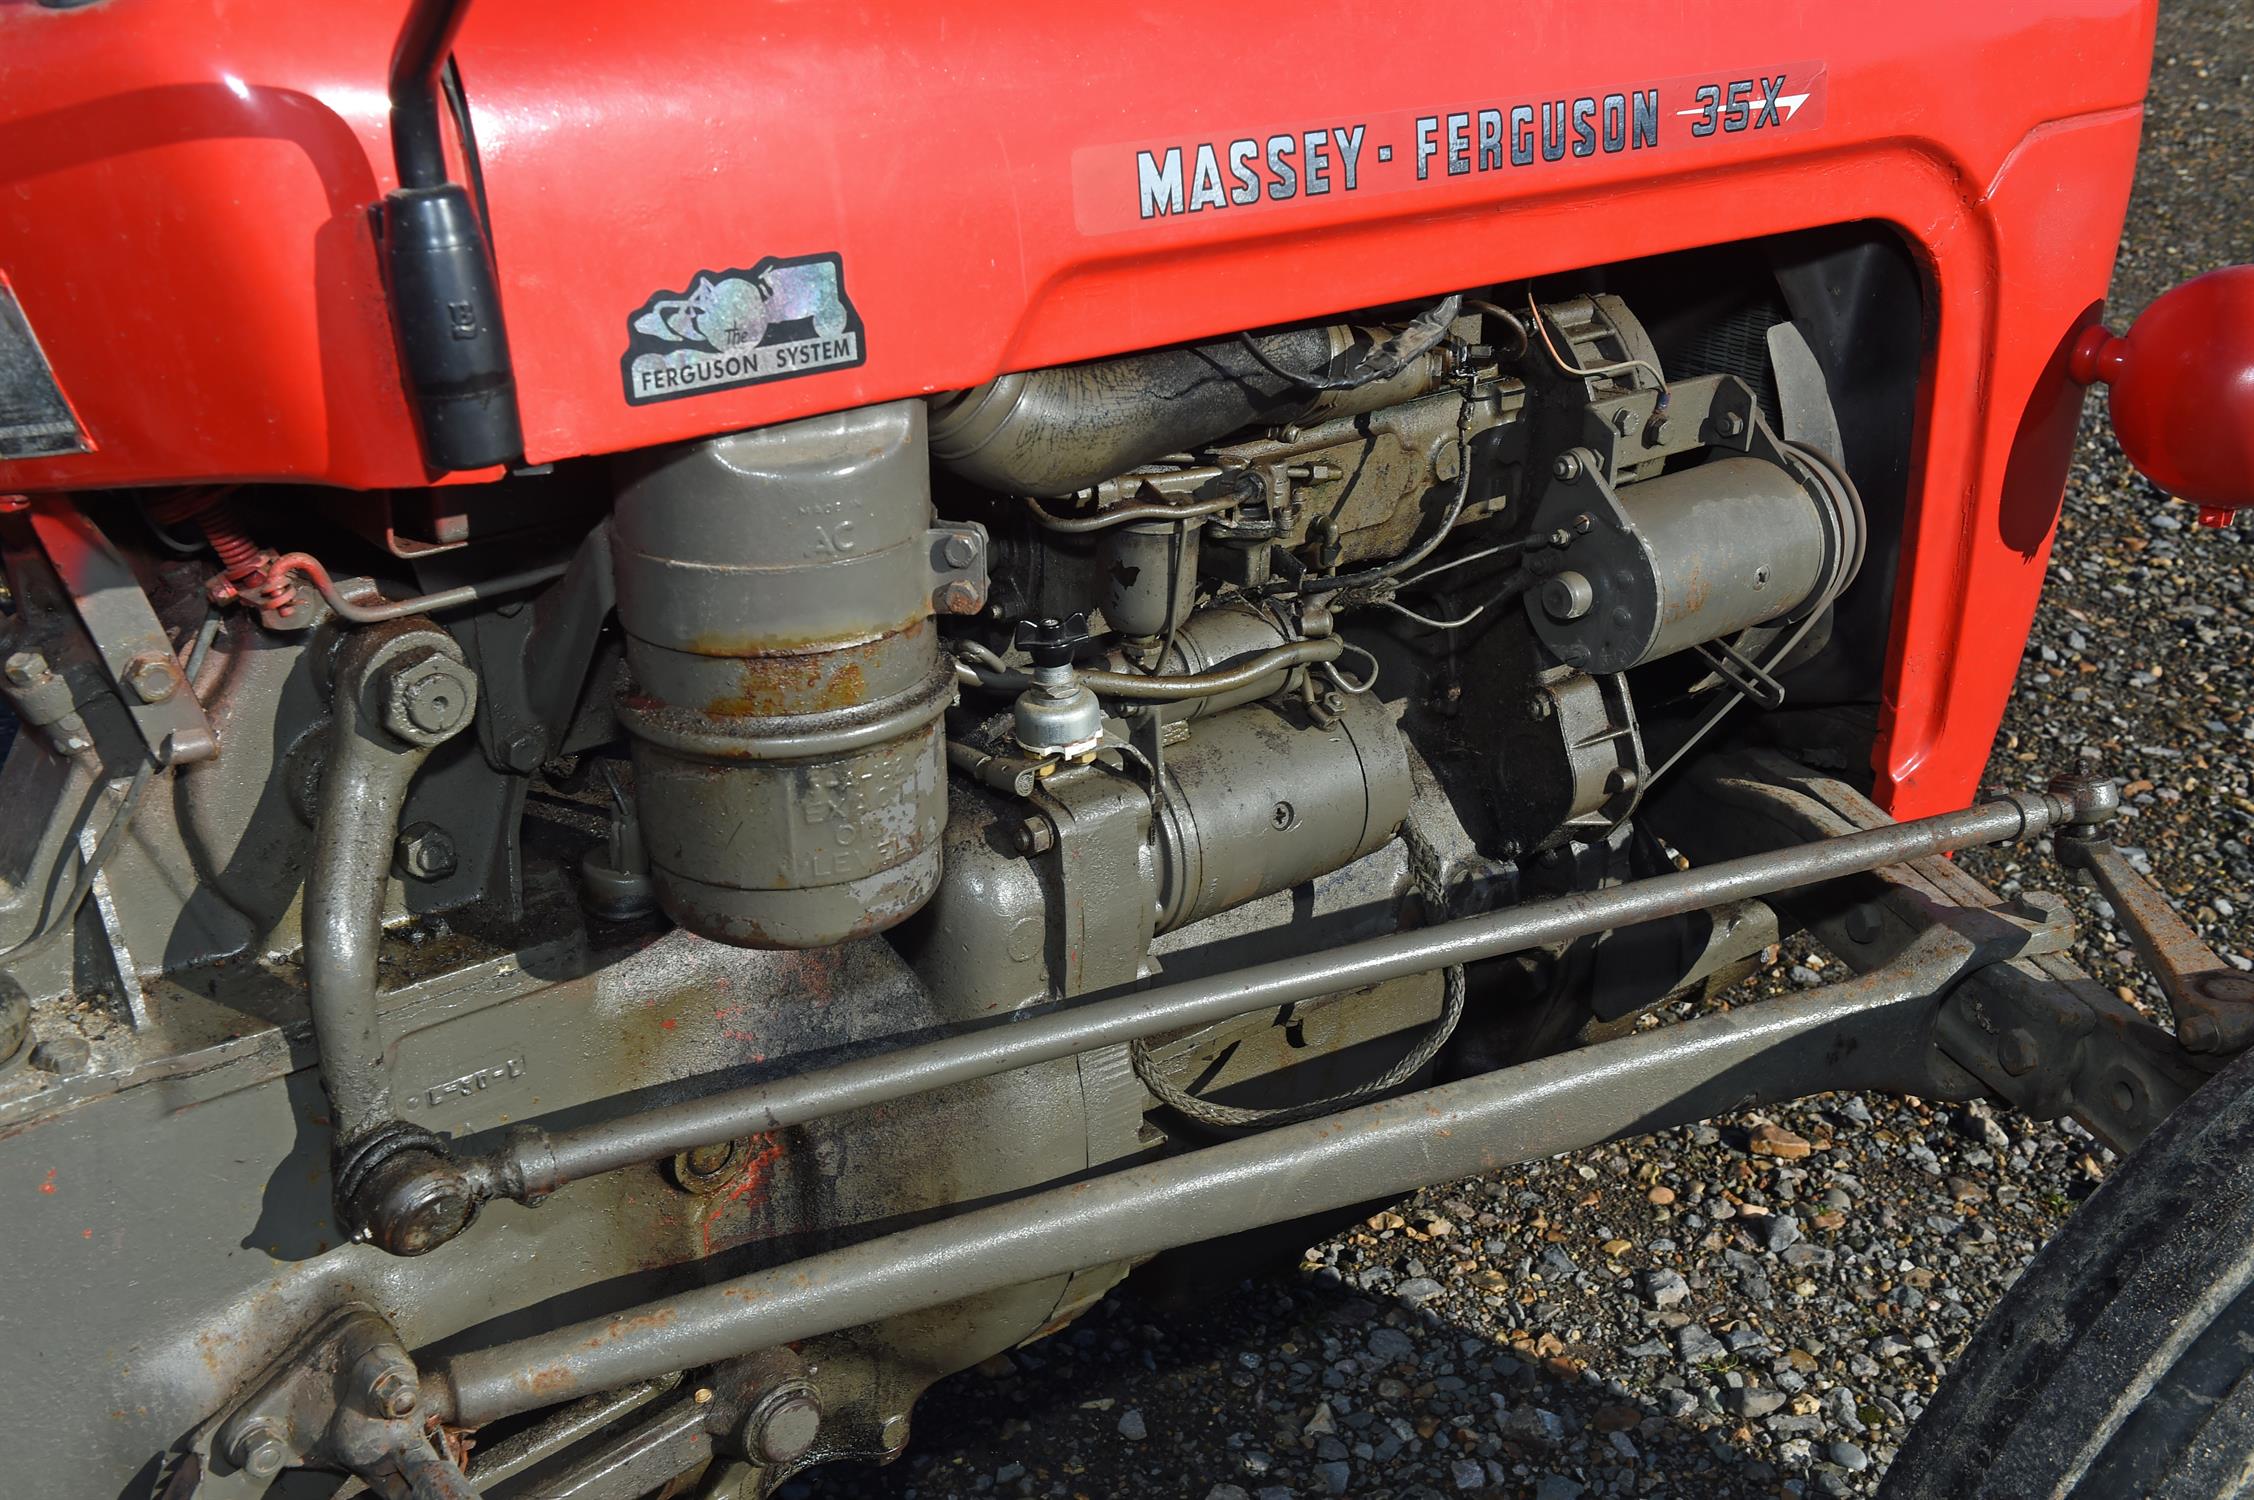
[796,1256,1795,1500]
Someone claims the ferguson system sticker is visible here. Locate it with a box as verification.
[1073,63,1826,236]
[621,253,865,405]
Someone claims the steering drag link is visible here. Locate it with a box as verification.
[347,779,2113,1257]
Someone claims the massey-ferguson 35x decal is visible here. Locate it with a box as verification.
[1075,64,1826,234]
[621,253,865,405]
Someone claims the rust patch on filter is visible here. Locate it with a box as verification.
[705,642,880,718]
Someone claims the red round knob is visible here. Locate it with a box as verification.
[2071,265,2254,528]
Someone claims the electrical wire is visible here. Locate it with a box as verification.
[1234,293,1463,393]
[1394,540,1525,590]
[1297,385,1476,598]
[1461,298,1532,362]
[1319,642,1382,696]
[1373,597,1488,631]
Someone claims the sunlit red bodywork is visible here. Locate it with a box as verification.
[0,1,2157,814]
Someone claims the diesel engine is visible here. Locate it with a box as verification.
[0,274,1876,1497]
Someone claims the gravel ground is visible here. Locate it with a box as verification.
[802,9,2254,1497]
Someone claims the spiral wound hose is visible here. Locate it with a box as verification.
[146,488,301,616]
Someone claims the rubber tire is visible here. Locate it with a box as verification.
[1883,1046,2254,1499]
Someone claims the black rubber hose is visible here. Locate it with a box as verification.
[387,0,478,190]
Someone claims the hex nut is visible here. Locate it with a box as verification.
[123,652,183,704]
[1551,451,1582,482]
[394,823,459,882]
[3,649,48,690]
[230,1419,290,1480]
[1013,817,1057,857]
[1716,411,1747,438]
[381,649,478,746]
[501,727,549,773]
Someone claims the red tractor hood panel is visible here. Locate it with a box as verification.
[0,0,2160,812]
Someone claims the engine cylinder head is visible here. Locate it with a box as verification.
[611,401,951,948]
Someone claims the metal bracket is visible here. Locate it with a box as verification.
[1692,635,1786,709]
[927,519,989,616]
[160,1307,468,1500]
[2053,784,2254,1054]
[26,495,217,764]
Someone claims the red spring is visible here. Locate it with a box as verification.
[146,487,299,614]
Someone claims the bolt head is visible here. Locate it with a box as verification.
[1612,407,1643,436]
[394,822,459,882]
[230,1421,289,1480]
[750,1390,824,1464]
[936,579,985,615]
[382,650,477,746]
[368,1366,420,1419]
[123,652,183,704]
[942,532,981,569]
[501,727,548,773]
[2,649,46,689]
[685,1140,736,1177]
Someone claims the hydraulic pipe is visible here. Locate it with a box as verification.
[447,782,2092,1215]
[431,929,1980,1425]
[308,623,479,1143]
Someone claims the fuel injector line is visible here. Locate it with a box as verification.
[954,636,1345,702]
[368,781,2104,1256]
